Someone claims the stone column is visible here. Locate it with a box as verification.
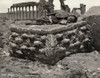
[36,5,38,18]
[17,7,19,19]
[22,7,24,19]
[20,7,22,19]
[32,6,34,19]
[25,6,27,19]
[8,8,10,19]
[10,7,12,20]
[12,7,15,20]
[8,8,10,20]
[29,6,31,19]
[16,7,18,19]
[23,7,25,19]
[19,7,21,19]
[14,7,16,19]
[12,7,14,20]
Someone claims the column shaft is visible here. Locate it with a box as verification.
[25,6,27,19]
[22,7,24,19]
[17,7,19,19]
[28,6,30,19]
[32,6,34,19]
[10,8,12,20]
[16,7,18,19]
[8,8,10,19]
[19,7,21,19]
[13,7,15,20]
[36,6,38,18]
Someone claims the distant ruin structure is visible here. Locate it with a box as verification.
[8,0,85,20]
[8,0,71,20]
[72,4,86,16]
[8,2,39,20]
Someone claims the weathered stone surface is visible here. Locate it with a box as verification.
[55,10,69,19]
[84,15,100,51]
[10,21,87,34]
[9,21,93,65]
[92,23,100,51]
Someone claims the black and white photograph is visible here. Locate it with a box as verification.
[0,0,100,78]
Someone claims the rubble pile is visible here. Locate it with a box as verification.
[9,21,93,65]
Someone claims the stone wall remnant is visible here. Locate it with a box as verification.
[9,21,93,65]
[72,4,86,17]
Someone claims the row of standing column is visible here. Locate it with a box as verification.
[8,6,38,20]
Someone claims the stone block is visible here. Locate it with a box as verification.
[9,21,93,65]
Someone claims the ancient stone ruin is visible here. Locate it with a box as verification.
[8,2,38,20]
[72,4,86,17]
[9,21,93,65]
[8,0,94,65]
[8,0,85,20]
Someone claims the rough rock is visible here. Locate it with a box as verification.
[55,10,69,19]
[9,21,93,65]
[83,15,100,51]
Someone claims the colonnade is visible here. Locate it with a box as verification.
[8,4,38,20]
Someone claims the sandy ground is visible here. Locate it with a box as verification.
[0,50,100,78]
[0,16,100,78]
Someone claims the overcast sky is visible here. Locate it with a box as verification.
[0,0,100,13]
